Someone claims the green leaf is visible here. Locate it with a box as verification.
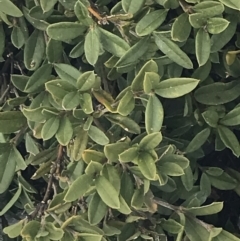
[217,125,240,157]
[72,127,88,161]
[181,166,194,191]
[98,27,130,57]
[138,151,157,180]
[118,195,132,214]
[45,222,64,240]
[192,1,224,18]
[122,0,145,14]
[26,133,39,156]
[143,72,160,94]
[47,22,86,41]
[77,233,102,241]
[11,146,27,171]
[195,28,211,66]
[0,0,23,17]
[24,29,45,70]
[213,230,240,241]
[77,71,95,91]
[105,114,141,134]
[184,216,211,241]
[131,186,144,209]
[153,32,193,69]
[56,116,73,146]
[74,1,93,26]
[95,175,120,209]
[54,63,81,87]
[211,18,237,52]
[200,173,212,197]
[92,89,115,112]
[21,220,41,239]
[47,38,63,63]
[3,220,24,238]
[102,164,121,193]
[206,167,224,177]
[202,110,219,128]
[185,128,211,153]
[145,94,164,134]
[117,90,135,116]
[62,92,80,110]
[41,116,60,140]
[155,78,199,98]
[84,27,100,65]
[131,59,158,91]
[0,111,26,134]
[120,172,134,206]
[82,150,105,165]
[40,0,58,12]
[119,147,139,163]
[88,125,109,146]
[11,75,29,92]
[161,219,183,234]
[171,12,191,42]
[115,36,150,67]
[25,64,52,93]
[104,142,129,162]
[207,172,237,190]
[0,148,16,194]
[11,26,25,49]
[0,184,22,215]
[64,174,93,202]
[189,13,208,28]
[207,18,229,34]
[160,162,184,176]
[194,81,240,105]
[185,202,223,216]
[218,0,240,10]
[139,132,162,150]
[85,161,103,175]
[70,41,84,58]
[220,107,240,126]
[136,10,168,36]
[88,192,108,225]
[159,154,189,169]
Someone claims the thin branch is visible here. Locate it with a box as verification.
[153,197,214,231]
[29,145,63,219]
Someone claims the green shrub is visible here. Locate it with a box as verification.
[1,0,240,240]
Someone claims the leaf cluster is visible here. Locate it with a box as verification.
[1,0,240,241]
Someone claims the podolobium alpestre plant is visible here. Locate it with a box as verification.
[1,0,240,240]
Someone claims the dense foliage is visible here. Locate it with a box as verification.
[2,0,240,240]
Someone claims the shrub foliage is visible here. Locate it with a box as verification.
[1,0,240,240]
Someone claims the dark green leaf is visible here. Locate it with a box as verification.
[64,174,93,202]
[145,94,164,134]
[95,175,120,209]
[0,0,23,17]
[154,32,193,69]
[24,30,45,70]
[136,10,168,36]
[155,78,199,98]
[196,28,211,66]
[47,22,86,41]
[0,111,26,134]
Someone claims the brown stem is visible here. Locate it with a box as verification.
[29,145,63,219]
[178,0,193,13]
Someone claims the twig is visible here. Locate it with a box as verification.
[0,84,10,104]
[29,145,63,219]
[153,197,214,231]
[10,124,29,146]
[178,0,194,13]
